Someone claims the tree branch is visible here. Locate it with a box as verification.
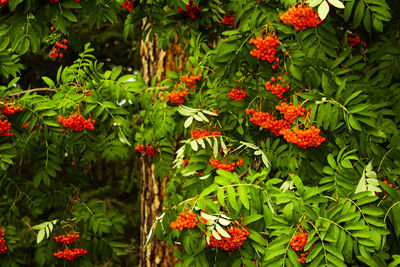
[8,88,55,97]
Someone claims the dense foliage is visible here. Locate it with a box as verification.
[1,0,400,266]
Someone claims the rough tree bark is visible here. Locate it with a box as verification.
[139,26,185,266]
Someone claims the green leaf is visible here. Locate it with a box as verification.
[373,17,383,32]
[61,0,81,8]
[318,1,330,20]
[217,188,225,207]
[327,253,347,267]
[42,76,55,88]
[184,117,193,128]
[344,0,355,22]
[388,255,400,267]
[363,9,371,32]
[327,154,337,169]
[248,229,267,246]
[349,115,362,131]
[201,184,219,197]
[238,185,249,209]
[63,9,78,22]
[216,224,230,238]
[290,64,302,80]
[190,140,198,151]
[353,1,365,28]
[328,0,344,9]
[288,248,302,267]
[9,0,24,11]
[227,186,239,211]
[243,214,263,224]
[37,229,45,244]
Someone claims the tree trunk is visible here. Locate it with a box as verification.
[139,25,185,266]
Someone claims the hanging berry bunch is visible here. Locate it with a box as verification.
[178,0,201,19]
[249,29,280,64]
[0,0,8,8]
[0,228,7,255]
[170,211,198,231]
[221,13,235,26]
[54,248,88,262]
[50,39,69,59]
[265,76,290,99]
[121,0,134,11]
[53,233,80,245]
[58,114,95,132]
[182,74,202,88]
[1,102,23,115]
[246,108,291,136]
[190,128,221,139]
[290,231,312,263]
[206,224,249,251]
[209,158,243,172]
[280,126,326,149]
[166,89,189,105]
[279,3,322,30]
[135,144,157,158]
[348,35,365,47]
[275,102,305,123]
[0,120,13,136]
[227,88,247,101]
[53,231,87,262]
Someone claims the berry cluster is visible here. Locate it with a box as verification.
[207,226,249,251]
[58,114,95,132]
[121,0,134,11]
[182,158,190,167]
[0,228,7,255]
[53,231,87,262]
[178,0,201,19]
[290,232,312,263]
[182,74,202,88]
[221,13,235,26]
[190,129,221,139]
[228,88,247,101]
[381,179,394,197]
[54,248,88,262]
[290,232,308,251]
[275,102,305,123]
[265,76,290,99]
[279,4,322,30]
[1,102,22,115]
[0,120,13,136]
[199,216,207,224]
[209,158,243,172]
[0,0,8,8]
[50,39,69,59]
[348,36,365,47]
[246,109,291,136]
[135,144,157,158]
[249,33,280,64]
[166,89,189,105]
[280,126,326,149]
[170,212,198,231]
[54,233,80,245]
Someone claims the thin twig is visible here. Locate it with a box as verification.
[8,88,55,97]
